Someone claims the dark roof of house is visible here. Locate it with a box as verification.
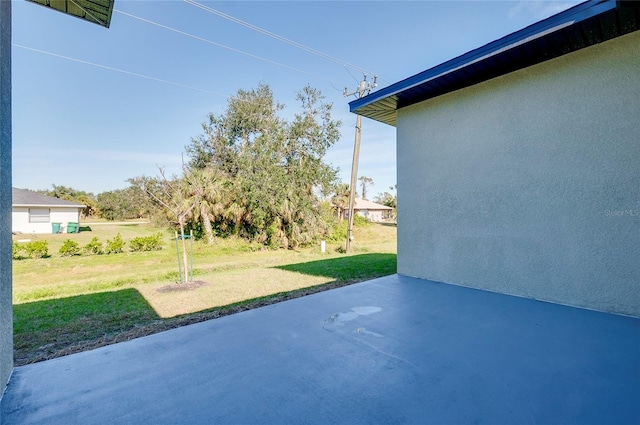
[350,0,640,126]
[12,188,85,208]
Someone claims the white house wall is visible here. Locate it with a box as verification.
[12,207,81,234]
[396,31,640,317]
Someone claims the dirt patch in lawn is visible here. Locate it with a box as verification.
[156,281,210,292]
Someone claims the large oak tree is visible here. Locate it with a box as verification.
[185,84,341,248]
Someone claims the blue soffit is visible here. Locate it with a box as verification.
[350,0,640,127]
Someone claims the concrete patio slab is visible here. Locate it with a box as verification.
[2,274,639,424]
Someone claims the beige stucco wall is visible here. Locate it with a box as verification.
[356,209,385,222]
[396,30,640,317]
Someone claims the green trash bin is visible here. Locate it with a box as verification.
[67,222,78,233]
[52,223,61,234]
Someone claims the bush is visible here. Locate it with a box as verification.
[83,237,103,255]
[105,233,125,254]
[326,214,370,244]
[353,214,371,227]
[129,232,164,252]
[59,239,81,257]
[24,240,49,259]
[184,221,204,241]
[12,242,25,260]
[326,219,347,243]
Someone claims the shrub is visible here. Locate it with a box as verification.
[24,240,49,259]
[326,214,370,244]
[184,221,204,241]
[12,242,25,260]
[59,239,81,257]
[105,233,125,254]
[327,220,347,243]
[353,214,371,227]
[83,237,103,255]
[129,232,164,252]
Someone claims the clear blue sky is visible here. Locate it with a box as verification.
[12,0,580,196]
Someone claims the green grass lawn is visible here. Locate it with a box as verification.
[13,221,397,365]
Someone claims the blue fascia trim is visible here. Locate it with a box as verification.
[349,0,616,115]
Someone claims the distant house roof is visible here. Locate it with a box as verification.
[354,198,393,210]
[12,188,85,208]
[350,0,640,126]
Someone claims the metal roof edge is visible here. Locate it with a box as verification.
[13,203,86,208]
[349,0,621,123]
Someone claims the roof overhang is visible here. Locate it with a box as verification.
[350,0,640,126]
[26,0,115,28]
[13,204,85,208]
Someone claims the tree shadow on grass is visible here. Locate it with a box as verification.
[14,288,159,366]
[275,253,397,281]
[13,254,398,366]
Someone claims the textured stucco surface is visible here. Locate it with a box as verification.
[397,30,640,317]
[0,0,13,408]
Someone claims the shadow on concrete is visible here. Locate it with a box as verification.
[4,274,639,424]
[14,288,158,366]
[275,253,397,281]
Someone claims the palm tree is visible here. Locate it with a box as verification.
[358,176,374,200]
[184,167,224,244]
[332,183,350,220]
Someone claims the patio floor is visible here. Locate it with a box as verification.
[2,274,639,424]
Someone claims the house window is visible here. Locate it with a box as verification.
[29,208,50,223]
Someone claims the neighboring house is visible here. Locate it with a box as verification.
[12,187,84,234]
[350,0,640,317]
[340,198,393,222]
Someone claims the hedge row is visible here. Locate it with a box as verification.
[13,232,164,260]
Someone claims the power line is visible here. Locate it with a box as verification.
[13,43,330,116]
[182,0,379,79]
[114,9,337,85]
[16,6,370,110]
[13,43,225,96]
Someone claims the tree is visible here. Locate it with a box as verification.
[182,167,224,244]
[358,176,374,200]
[40,184,98,218]
[373,191,396,209]
[185,84,341,248]
[332,183,350,220]
[136,169,195,283]
[127,176,172,225]
[97,186,150,221]
[374,185,397,220]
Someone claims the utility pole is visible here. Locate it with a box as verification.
[344,75,376,252]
